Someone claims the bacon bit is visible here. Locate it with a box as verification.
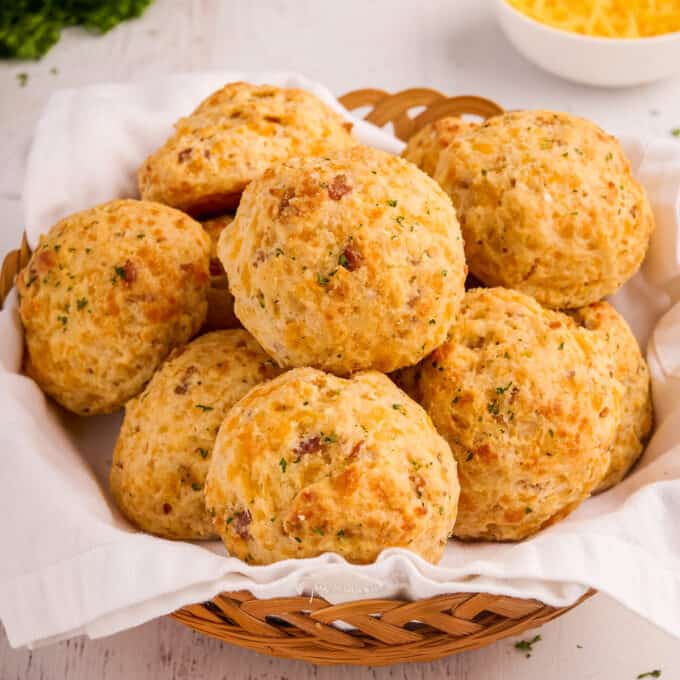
[327,174,352,200]
[277,187,297,216]
[549,321,562,329]
[510,178,517,187]
[474,443,495,462]
[163,503,172,514]
[342,121,353,133]
[122,260,137,285]
[233,510,252,539]
[203,149,211,160]
[348,441,363,459]
[340,243,362,271]
[174,365,197,395]
[177,148,193,163]
[294,435,323,456]
[36,249,56,271]
[209,258,224,276]
[599,407,610,418]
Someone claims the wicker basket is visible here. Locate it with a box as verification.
[0,87,594,666]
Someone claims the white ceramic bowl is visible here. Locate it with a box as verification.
[496,0,680,87]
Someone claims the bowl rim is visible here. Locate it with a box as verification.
[497,0,680,45]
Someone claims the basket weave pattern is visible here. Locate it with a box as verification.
[0,88,593,666]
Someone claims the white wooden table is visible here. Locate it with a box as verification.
[1,1,678,677]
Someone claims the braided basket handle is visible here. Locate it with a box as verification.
[0,233,30,309]
[338,87,504,140]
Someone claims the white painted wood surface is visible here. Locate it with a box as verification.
[0,1,679,677]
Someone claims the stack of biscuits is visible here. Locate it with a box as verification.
[16,82,654,564]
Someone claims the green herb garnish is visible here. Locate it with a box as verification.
[0,1,154,60]
[514,634,541,656]
[195,404,213,412]
[279,457,287,473]
[637,672,662,679]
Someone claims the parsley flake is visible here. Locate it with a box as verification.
[514,634,541,655]
[387,199,398,207]
[76,297,88,310]
[195,404,214,412]
[279,457,287,473]
[637,672,662,679]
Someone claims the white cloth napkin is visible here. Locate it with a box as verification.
[1,71,680,650]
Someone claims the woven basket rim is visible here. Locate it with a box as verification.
[0,86,594,666]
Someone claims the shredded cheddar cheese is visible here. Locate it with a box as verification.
[507,0,680,38]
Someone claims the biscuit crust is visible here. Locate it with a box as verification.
[568,302,653,492]
[402,117,478,177]
[202,215,239,330]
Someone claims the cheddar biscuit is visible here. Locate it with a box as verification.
[219,145,467,375]
[419,287,622,540]
[434,110,654,308]
[110,330,282,539]
[138,82,355,216]
[17,199,211,415]
[205,367,459,564]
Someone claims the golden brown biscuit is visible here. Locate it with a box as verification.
[402,117,478,177]
[219,145,467,375]
[17,199,211,415]
[138,82,355,216]
[201,215,239,330]
[205,367,459,565]
[419,287,622,541]
[568,301,653,492]
[434,110,655,308]
[110,330,282,539]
